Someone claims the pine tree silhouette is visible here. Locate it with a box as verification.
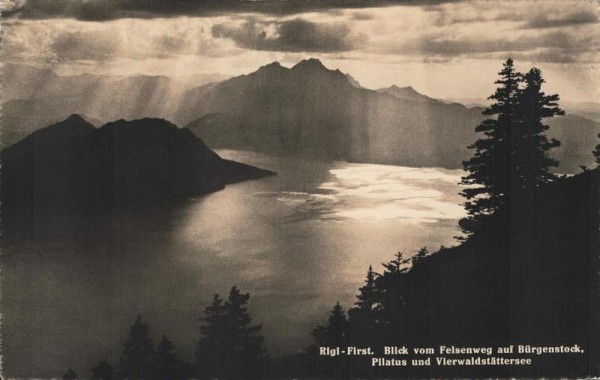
[349,266,381,346]
[461,59,521,232]
[355,266,379,312]
[376,252,411,342]
[155,335,181,380]
[593,134,600,165]
[311,302,349,347]
[311,303,350,377]
[118,316,156,380]
[461,60,564,233]
[91,360,113,380]
[196,294,227,378]
[411,247,430,267]
[515,67,563,192]
[196,287,268,379]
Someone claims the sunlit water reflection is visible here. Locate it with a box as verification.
[2,150,466,377]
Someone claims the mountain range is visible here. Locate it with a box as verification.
[1,115,274,235]
[182,59,483,167]
[0,63,226,142]
[2,60,599,171]
[182,59,599,171]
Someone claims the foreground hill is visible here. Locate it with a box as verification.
[1,115,275,236]
[401,169,600,377]
[274,169,599,378]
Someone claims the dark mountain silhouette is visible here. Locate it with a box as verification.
[1,115,275,236]
[183,59,484,168]
[183,59,600,170]
[377,85,439,104]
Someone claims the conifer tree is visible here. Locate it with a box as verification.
[224,286,268,379]
[461,59,521,229]
[118,316,156,380]
[196,287,268,379]
[376,252,411,342]
[196,294,227,378]
[349,266,381,346]
[593,135,600,165]
[155,335,181,380]
[381,251,411,275]
[91,360,113,380]
[355,266,379,312]
[311,303,351,377]
[411,247,430,267]
[515,67,563,191]
[461,60,564,232]
[311,302,349,347]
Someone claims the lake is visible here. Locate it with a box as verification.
[1,150,466,377]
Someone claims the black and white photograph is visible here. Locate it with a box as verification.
[0,0,599,378]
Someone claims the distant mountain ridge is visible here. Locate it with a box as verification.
[1,115,275,235]
[183,59,600,170]
[3,61,599,171]
[183,59,600,172]
[0,63,226,136]
[377,85,440,104]
[182,58,486,168]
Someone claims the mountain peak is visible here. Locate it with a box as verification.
[43,114,95,133]
[63,114,89,124]
[38,114,95,137]
[292,58,327,71]
[256,61,287,74]
[2,114,95,154]
[266,61,282,68]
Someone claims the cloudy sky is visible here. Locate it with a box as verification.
[3,0,599,102]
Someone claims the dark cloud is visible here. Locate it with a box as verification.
[4,0,458,20]
[524,10,599,29]
[50,31,119,61]
[424,2,598,30]
[388,29,599,63]
[3,0,120,20]
[212,18,360,52]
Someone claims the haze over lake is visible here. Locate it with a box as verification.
[2,150,465,376]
